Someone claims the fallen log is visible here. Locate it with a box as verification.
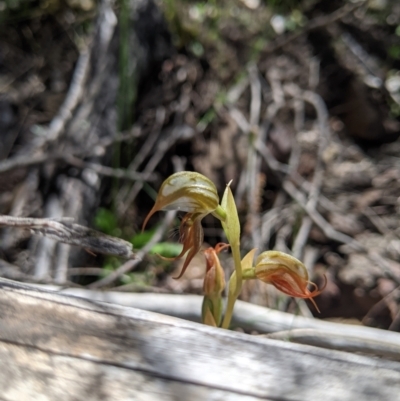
[1,278,400,401]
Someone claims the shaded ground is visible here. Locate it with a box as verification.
[1,0,400,332]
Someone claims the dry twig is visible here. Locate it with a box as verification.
[45,50,91,144]
[265,1,366,54]
[0,215,136,259]
[285,85,330,260]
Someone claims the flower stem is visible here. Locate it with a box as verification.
[212,205,227,222]
[221,242,242,329]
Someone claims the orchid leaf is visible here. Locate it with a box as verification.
[220,183,240,246]
[241,248,257,272]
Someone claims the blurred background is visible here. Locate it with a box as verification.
[1,0,400,330]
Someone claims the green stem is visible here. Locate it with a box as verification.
[221,291,236,329]
[221,242,242,329]
[212,205,227,222]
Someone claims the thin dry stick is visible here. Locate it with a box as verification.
[283,180,364,251]
[255,139,363,251]
[0,151,154,180]
[275,223,293,254]
[129,107,166,172]
[34,196,63,279]
[0,170,39,251]
[248,64,262,128]
[0,215,136,259]
[0,153,50,174]
[229,107,251,208]
[260,201,290,247]
[54,178,85,284]
[247,64,263,250]
[340,31,382,86]
[0,260,80,285]
[55,243,72,283]
[362,207,392,236]
[65,155,156,182]
[88,210,177,289]
[226,76,249,104]
[288,86,330,260]
[117,125,195,216]
[67,267,105,276]
[362,286,400,327]
[99,125,142,148]
[256,139,348,217]
[367,253,400,286]
[265,328,400,360]
[45,50,90,143]
[264,1,365,54]
[115,108,165,207]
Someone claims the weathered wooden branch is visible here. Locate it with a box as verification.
[0,215,135,259]
[34,288,400,360]
[1,278,400,401]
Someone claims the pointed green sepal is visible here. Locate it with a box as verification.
[220,183,240,246]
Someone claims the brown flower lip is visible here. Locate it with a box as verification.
[203,243,229,296]
[256,268,326,312]
[255,251,326,312]
[159,213,205,279]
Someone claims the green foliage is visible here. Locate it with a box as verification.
[264,0,301,14]
[101,255,155,286]
[130,228,156,248]
[150,242,183,258]
[118,0,136,131]
[94,208,122,237]
[131,227,183,257]
[0,0,94,23]
[197,108,217,131]
[388,45,400,60]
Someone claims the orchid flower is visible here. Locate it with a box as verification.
[254,251,326,312]
[202,243,229,326]
[143,170,326,328]
[203,243,229,297]
[142,171,225,278]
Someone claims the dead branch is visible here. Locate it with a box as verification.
[27,287,400,361]
[282,180,364,250]
[34,196,63,279]
[0,151,155,182]
[285,85,330,260]
[265,328,400,361]
[0,215,136,259]
[0,153,49,174]
[2,279,400,400]
[45,50,90,144]
[64,155,157,181]
[265,1,366,54]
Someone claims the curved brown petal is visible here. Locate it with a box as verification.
[203,243,230,273]
[203,243,228,296]
[172,213,204,279]
[256,268,327,312]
